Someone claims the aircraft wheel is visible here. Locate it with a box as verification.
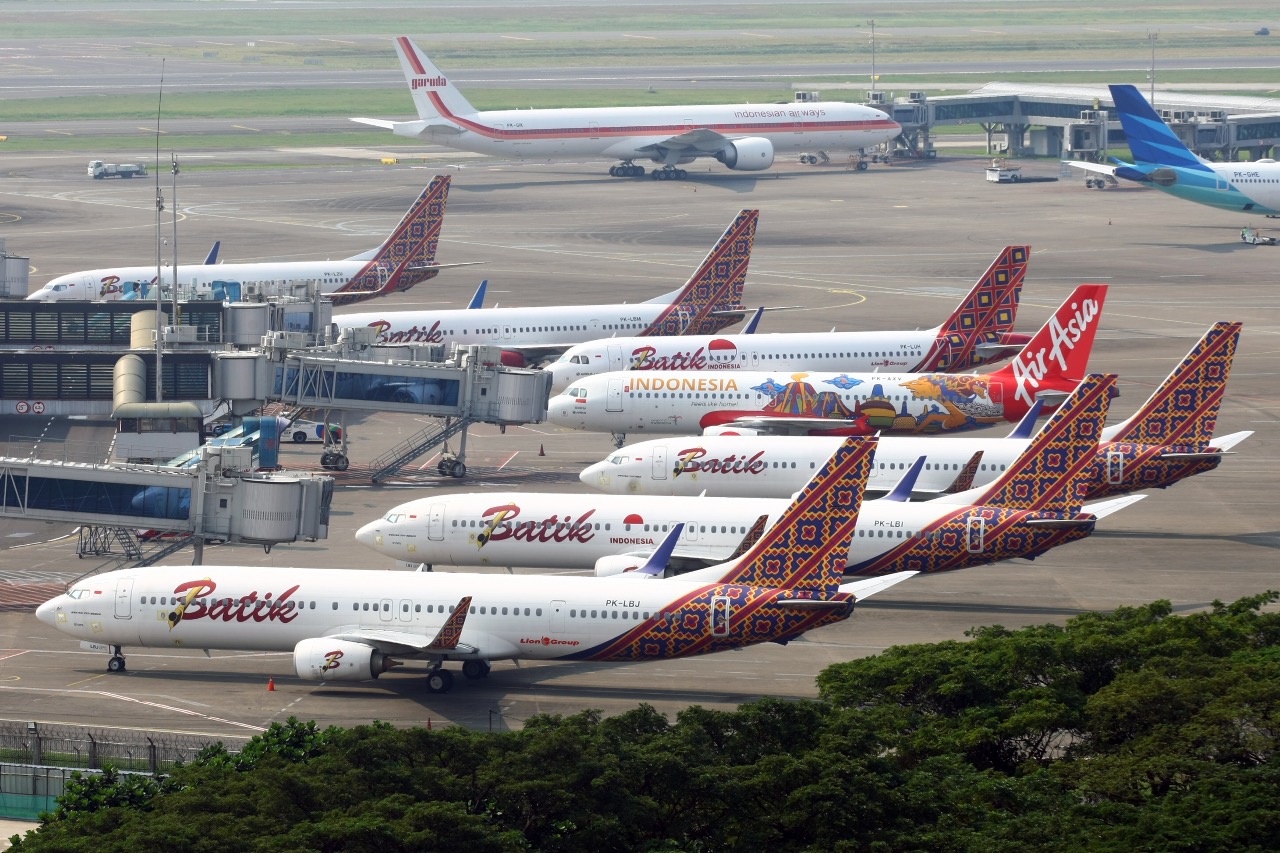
[449,460,466,479]
[609,166,618,177]
[676,169,688,180]
[333,454,349,472]
[108,656,126,673]
[632,165,646,177]
[426,669,454,693]
[462,660,491,680]
[856,160,869,171]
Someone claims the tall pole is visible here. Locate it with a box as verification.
[869,20,877,92]
[1147,32,1158,106]
[154,59,165,403]
[171,153,180,327]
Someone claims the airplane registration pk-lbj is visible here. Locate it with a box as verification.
[27,178,469,306]
[549,284,1108,442]
[581,322,1250,500]
[335,209,758,367]
[37,438,917,694]
[353,36,902,181]
[547,246,1033,391]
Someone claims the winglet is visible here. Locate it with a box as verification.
[428,596,472,650]
[916,246,1029,371]
[630,524,685,577]
[1006,399,1045,439]
[943,451,985,494]
[468,280,488,310]
[203,240,221,265]
[742,306,765,334]
[726,514,769,560]
[882,456,926,502]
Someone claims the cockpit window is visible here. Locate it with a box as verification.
[572,355,589,364]
[608,455,627,465]
[68,588,89,599]
[383,513,405,523]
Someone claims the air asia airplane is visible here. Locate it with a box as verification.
[27,177,467,306]
[549,284,1107,442]
[547,246,1032,391]
[37,437,917,693]
[1070,84,1280,215]
[335,209,758,366]
[353,36,902,181]
[356,375,1139,579]
[581,322,1250,500]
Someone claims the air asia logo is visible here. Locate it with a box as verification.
[1009,297,1100,408]
[322,650,344,671]
[167,580,301,625]
[411,76,447,90]
[367,319,444,345]
[520,637,581,647]
[630,340,738,371]
[475,503,596,548]
[674,446,767,477]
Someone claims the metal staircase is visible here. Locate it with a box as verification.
[369,417,475,484]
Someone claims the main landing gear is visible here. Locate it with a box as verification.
[436,457,466,479]
[320,451,349,471]
[425,660,491,694]
[651,165,688,181]
[610,162,647,178]
[107,646,126,673]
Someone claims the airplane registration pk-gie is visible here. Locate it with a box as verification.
[37,438,915,694]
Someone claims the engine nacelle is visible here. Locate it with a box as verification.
[293,638,400,682]
[499,350,526,368]
[594,554,662,578]
[716,137,775,171]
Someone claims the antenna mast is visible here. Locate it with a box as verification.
[154,59,165,402]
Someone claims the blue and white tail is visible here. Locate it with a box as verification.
[1110,84,1212,173]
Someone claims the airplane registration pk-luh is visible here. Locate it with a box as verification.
[356,375,1142,580]
[37,437,918,694]
[353,36,902,181]
[581,322,1250,500]
[549,283,1109,442]
[335,209,758,367]
[547,246,1033,391]
[27,177,468,306]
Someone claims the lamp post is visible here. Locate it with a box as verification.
[1147,32,1158,106]
[869,20,877,92]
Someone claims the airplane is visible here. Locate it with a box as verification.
[1069,84,1280,215]
[335,208,758,367]
[352,36,902,181]
[548,284,1108,443]
[546,246,1033,391]
[355,374,1138,579]
[37,436,920,693]
[26,177,468,306]
[579,322,1250,500]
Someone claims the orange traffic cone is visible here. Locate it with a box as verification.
[539,444,545,456]
[267,678,276,692]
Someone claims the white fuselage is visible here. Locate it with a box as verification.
[29,260,375,303]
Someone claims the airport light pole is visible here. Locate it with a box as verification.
[869,20,877,92]
[1147,32,1158,106]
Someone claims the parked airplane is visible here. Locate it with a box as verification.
[336,209,757,366]
[27,177,465,306]
[581,322,1249,500]
[1069,84,1280,215]
[38,437,917,693]
[547,246,1032,391]
[357,375,1137,579]
[549,284,1107,443]
[353,36,902,181]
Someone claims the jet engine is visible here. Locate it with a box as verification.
[716,137,775,171]
[293,638,401,682]
[594,555,663,578]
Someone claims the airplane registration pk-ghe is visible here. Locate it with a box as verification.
[353,36,902,180]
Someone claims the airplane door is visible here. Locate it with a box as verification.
[606,378,625,412]
[500,325,513,341]
[607,344,623,370]
[1106,448,1125,485]
[966,515,985,553]
[114,578,134,619]
[379,599,394,622]
[588,121,600,140]
[651,445,668,480]
[684,522,698,542]
[398,599,412,623]
[750,350,759,368]
[549,600,567,633]
[428,503,446,541]
[710,595,731,637]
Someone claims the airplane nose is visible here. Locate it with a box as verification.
[579,462,606,488]
[354,522,380,549]
[35,596,62,627]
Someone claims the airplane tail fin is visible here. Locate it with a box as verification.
[393,36,479,122]
[962,374,1114,514]
[333,176,451,305]
[1103,322,1241,445]
[917,246,1029,371]
[987,284,1107,398]
[638,209,758,337]
[1109,84,1212,172]
[717,436,875,597]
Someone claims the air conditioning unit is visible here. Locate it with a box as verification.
[867,91,887,104]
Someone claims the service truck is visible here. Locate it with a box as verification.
[87,160,147,179]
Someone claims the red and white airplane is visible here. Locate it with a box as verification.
[353,36,902,181]
[549,284,1108,442]
[27,177,467,306]
[37,437,916,693]
[547,246,1032,391]
[580,322,1250,500]
[356,375,1139,579]
[337,209,758,366]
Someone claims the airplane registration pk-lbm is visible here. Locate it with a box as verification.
[37,438,916,693]
[547,246,1033,391]
[27,178,469,306]
[353,36,902,180]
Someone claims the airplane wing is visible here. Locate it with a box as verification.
[634,127,734,156]
[716,416,872,437]
[327,596,477,655]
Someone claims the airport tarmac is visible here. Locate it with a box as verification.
[0,146,1276,738]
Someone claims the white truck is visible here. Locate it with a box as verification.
[87,160,147,179]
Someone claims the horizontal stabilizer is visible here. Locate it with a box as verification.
[1066,161,1118,176]
[838,571,918,601]
[404,261,483,272]
[1081,494,1147,520]
[776,598,850,610]
[1161,430,1253,457]
[351,117,465,137]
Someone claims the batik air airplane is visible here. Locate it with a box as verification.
[38,437,917,693]
[1070,84,1280,215]
[353,36,902,181]
[582,322,1250,500]
[547,246,1032,391]
[357,375,1137,579]
[27,177,466,306]
[549,284,1108,442]
[336,209,757,366]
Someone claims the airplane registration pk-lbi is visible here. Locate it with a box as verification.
[582,322,1251,500]
[353,36,902,181]
[27,177,470,307]
[335,209,758,367]
[37,438,917,694]
[547,246,1033,392]
[549,283,1109,442]
[356,375,1142,579]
